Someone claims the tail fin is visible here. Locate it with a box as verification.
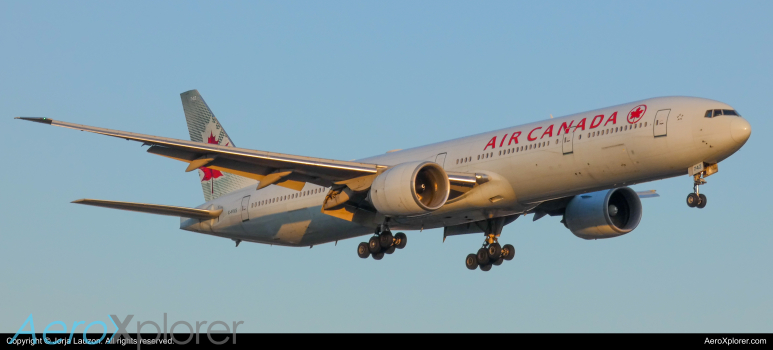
[180,89,257,201]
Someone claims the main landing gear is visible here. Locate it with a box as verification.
[357,224,407,260]
[686,175,708,209]
[464,217,515,271]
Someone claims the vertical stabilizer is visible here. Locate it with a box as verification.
[180,90,257,201]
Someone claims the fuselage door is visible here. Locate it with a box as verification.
[435,152,447,168]
[562,131,574,154]
[653,109,670,137]
[240,195,250,222]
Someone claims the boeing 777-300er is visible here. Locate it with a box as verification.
[16,90,752,271]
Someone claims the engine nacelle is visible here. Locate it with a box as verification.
[564,187,642,240]
[369,161,450,217]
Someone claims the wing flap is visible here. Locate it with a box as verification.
[636,190,660,198]
[72,199,222,219]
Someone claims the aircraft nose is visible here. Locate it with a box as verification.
[730,117,752,143]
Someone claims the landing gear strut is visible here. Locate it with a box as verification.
[465,217,516,271]
[686,174,708,209]
[357,221,407,260]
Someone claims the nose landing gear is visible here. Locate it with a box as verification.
[357,223,407,260]
[686,175,708,209]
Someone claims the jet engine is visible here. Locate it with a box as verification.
[369,161,450,217]
[564,187,642,240]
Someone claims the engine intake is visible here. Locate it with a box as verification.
[564,187,642,239]
[369,161,450,217]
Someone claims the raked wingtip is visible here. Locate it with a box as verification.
[16,117,53,124]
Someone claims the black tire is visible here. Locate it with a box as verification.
[503,244,515,261]
[493,257,504,266]
[465,254,478,270]
[487,243,502,260]
[394,232,407,249]
[379,231,393,248]
[697,194,707,209]
[480,263,492,272]
[686,193,699,208]
[373,252,384,260]
[368,236,381,253]
[385,246,396,254]
[476,248,489,265]
[357,242,370,259]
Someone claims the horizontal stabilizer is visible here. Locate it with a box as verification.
[636,190,660,199]
[72,199,222,219]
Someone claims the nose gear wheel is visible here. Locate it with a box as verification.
[686,172,709,209]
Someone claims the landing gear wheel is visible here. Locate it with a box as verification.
[357,242,370,259]
[385,246,396,254]
[379,231,393,248]
[487,243,502,261]
[476,248,490,265]
[394,232,407,249]
[493,257,504,266]
[465,254,478,270]
[480,263,492,272]
[502,244,515,261]
[697,194,707,209]
[686,193,699,208]
[368,236,381,253]
[372,252,384,260]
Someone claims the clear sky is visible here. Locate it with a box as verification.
[1,1,771,332]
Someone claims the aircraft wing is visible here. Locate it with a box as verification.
[16,117,477,190]
[72,199,222,219]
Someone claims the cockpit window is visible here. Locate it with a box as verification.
[705,109,741,118]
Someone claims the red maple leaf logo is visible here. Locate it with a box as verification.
[627,105,647,124]
[200,131,223,192]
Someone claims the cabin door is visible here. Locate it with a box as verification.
[240,195,251,222]
[653,109,670,137]
[435,152,447,168]
[562,131,574,154]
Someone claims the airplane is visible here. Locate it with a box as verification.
[16,90,752,271]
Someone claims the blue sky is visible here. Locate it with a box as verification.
[1,1,771,332]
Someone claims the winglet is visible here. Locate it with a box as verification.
[16,117,53,125]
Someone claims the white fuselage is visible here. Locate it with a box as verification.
[181,96,750,246]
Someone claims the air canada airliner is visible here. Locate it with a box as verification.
[17,90,751,271]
